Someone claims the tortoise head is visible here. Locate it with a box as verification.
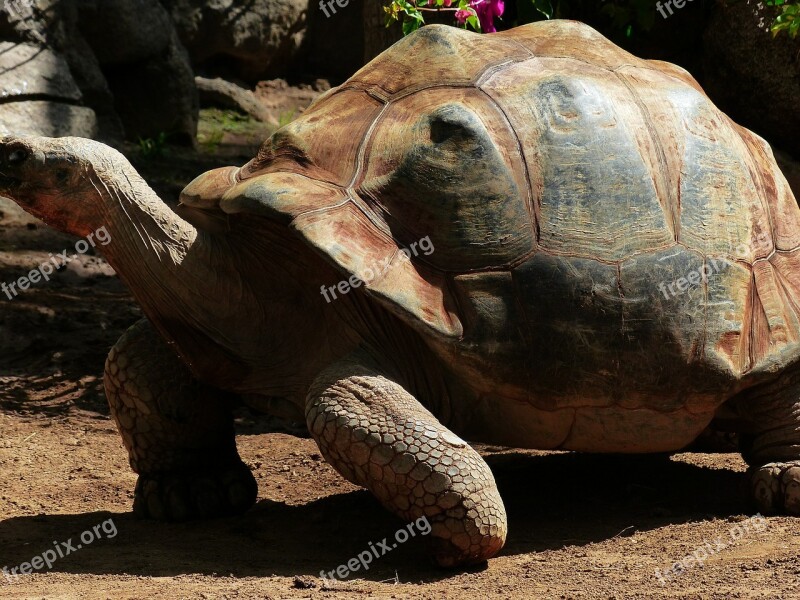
[0,136,137,237]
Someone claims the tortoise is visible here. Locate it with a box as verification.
[1,20,800,568]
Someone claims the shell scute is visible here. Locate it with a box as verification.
[241,89,383,188]
[357,86,534,271]
[483,58,674,260]
[347,25,531,97]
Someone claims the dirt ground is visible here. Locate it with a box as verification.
[1,144,800,600]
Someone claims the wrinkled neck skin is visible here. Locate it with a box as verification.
[92,167,355,404]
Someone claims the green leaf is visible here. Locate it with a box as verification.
[764,0,800,37]
[402,18,421,35]
[531,0,553,19]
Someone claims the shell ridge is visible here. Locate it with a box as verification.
[732,125,777,255]
[613,71,680,243]
[477,87,539,245]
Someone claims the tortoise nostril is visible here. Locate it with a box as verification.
[7,148,28,165]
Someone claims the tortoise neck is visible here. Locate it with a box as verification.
[96,169,200,298]
[93,169,231,365]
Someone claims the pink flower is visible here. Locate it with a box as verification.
[455,7,472,24]
[442,0,452,6]
[469,0,504,33]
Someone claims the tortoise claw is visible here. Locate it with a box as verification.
[750,461,800,515]
[133,460,257,521]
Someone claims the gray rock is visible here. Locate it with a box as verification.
[0,1,123,141]
[163,0,307,82]
[76,0,173,65]
[0,0,58,46]
[0,39,98,139]
[196,76,272,123]
[59,30,125,142]
[74,0,197,142]
[103,29,198,143]
[0,101,97,137]
[0,42,81,101]
[0,0,198,143]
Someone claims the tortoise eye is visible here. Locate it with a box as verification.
[8,148,28,164]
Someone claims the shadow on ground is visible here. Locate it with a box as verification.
[0,451,748,583]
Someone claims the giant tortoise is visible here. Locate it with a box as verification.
[1,21,799,567]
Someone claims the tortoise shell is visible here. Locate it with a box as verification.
[182,21,800,449]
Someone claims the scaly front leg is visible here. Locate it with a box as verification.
[105,319,257,521]
[306,351,507,567]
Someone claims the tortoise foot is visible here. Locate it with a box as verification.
[750,461,800,515]
[133,460,257,521]
[427,526,495,568]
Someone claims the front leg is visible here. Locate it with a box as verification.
[105,319,257,521]
[306,351,507,567]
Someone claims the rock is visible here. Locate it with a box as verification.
[0,42,81,101]
[103,30,198,144]
[162,0,307,82]
[76,0,173,65]
[59,31,124,141]
[254,78,328,123]
[0,0,122,141]
[775,148,800,204]
[69,0,199,142]
[0,0,197,143]
[0,0,59,46]
[301,0,366,82]
[703,2,800,156]
[0,40,98,138]
[0,101,97,137]
[196,76,272,123]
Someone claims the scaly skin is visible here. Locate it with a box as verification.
[730,364,800,516]
[105,319,257,521]
[306,351,507,566]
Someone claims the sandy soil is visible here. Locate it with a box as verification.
[1,147,799,600]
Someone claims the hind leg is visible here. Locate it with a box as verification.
[105,319,257,521]
[733,367,800,514]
